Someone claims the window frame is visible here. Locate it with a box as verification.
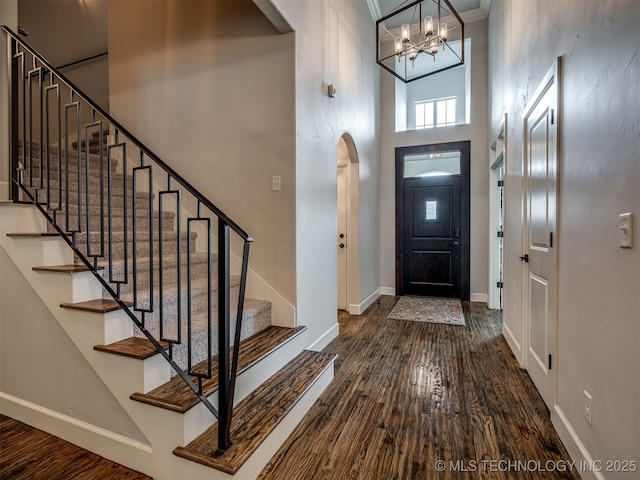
[414,96,457,129]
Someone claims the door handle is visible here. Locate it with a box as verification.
[339,243,345,249]
[453,242,459,247]
[519,254,529,262]
[339,233,345,238]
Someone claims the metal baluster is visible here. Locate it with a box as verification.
[227,239,251,428]
[133,158,153,318]
[45,82,60,211]
[217,220,231,452]
[158,175,181,350]
[9,38,19,201]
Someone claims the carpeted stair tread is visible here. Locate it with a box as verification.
[94,336,169,360]
[72,136,104,150]
[48,201,164,218]
[91,129,110,139]
[74,230,197,265]
[47,209,176,234]
[33,189,151,208]
[128,288,267,341]
[23,177,138,201]
[130,325,307,413]
[173,350,337,474]
[99,251,214,297]
[128,292,271,373]
[20,142,116,166]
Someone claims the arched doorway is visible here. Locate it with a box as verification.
[337,134,360,312]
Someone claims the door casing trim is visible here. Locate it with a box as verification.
[395,140,471,300]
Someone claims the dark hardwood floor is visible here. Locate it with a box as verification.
[0,415,151,480]
[0,297,579,480]
[259,296,580,480]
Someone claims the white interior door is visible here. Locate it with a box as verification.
[337,165,348,310]
[523,60,560,409]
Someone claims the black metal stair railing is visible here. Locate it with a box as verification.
[3,26,251,452]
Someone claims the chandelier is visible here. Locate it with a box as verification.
[376,0,465,83]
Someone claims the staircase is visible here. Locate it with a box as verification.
[0,26,336,479]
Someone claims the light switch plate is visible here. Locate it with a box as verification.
[272,175,281,191]
[619,212,633,248]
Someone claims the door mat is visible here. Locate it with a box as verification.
[387,296,465,326]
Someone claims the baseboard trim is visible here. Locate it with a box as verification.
[306,322,339,352]
[0,392,153,471]
[470,292,488,303]
[551,405,604,480]
[348,289,382,315]
[380,287,396,296]
[502,322,524,367]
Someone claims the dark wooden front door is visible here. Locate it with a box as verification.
[403,175,461,297]
[396,141,470,300]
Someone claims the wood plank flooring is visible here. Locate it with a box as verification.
[0,297,579,479]
[173,350,337,474]
[0,415,151,480]
[259,296,580,480]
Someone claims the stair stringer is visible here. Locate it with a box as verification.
[0,203,325,479]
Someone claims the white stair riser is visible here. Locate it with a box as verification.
[179,327,309,444]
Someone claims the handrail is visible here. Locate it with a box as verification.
[2,26,252,243]
[3,25,252,452]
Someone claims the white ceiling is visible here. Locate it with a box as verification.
[374,0,489,24]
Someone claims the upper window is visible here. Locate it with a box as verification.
[415,97,457,129]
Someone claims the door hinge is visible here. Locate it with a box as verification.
[497,231,504,238]
[496,281,503,289]
[549,232,553,248]
[550,109,555,125]
[497,180,504,187]
[548,354,552,370]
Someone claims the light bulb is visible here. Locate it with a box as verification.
[395,38,403,54]
[440,23,447,41]
[424,16,433,36]
[401,23,410,42]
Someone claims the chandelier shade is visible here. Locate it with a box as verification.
[376,0,465,83]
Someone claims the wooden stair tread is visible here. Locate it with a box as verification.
[130,325,306,413]
[94,337,169,360]
[33,264,96,273]
[60,298,130,313]
[6,232,60,237]
[173,350,337,474]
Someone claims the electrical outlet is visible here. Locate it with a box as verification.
[584,391,593,425]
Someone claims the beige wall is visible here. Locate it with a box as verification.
[18,0,110,111]
[108,1,297,305]
[0,248,147,442]
[380,20,490,300]
[489,0,640,474]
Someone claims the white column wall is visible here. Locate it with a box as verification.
[267,0,381,343]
